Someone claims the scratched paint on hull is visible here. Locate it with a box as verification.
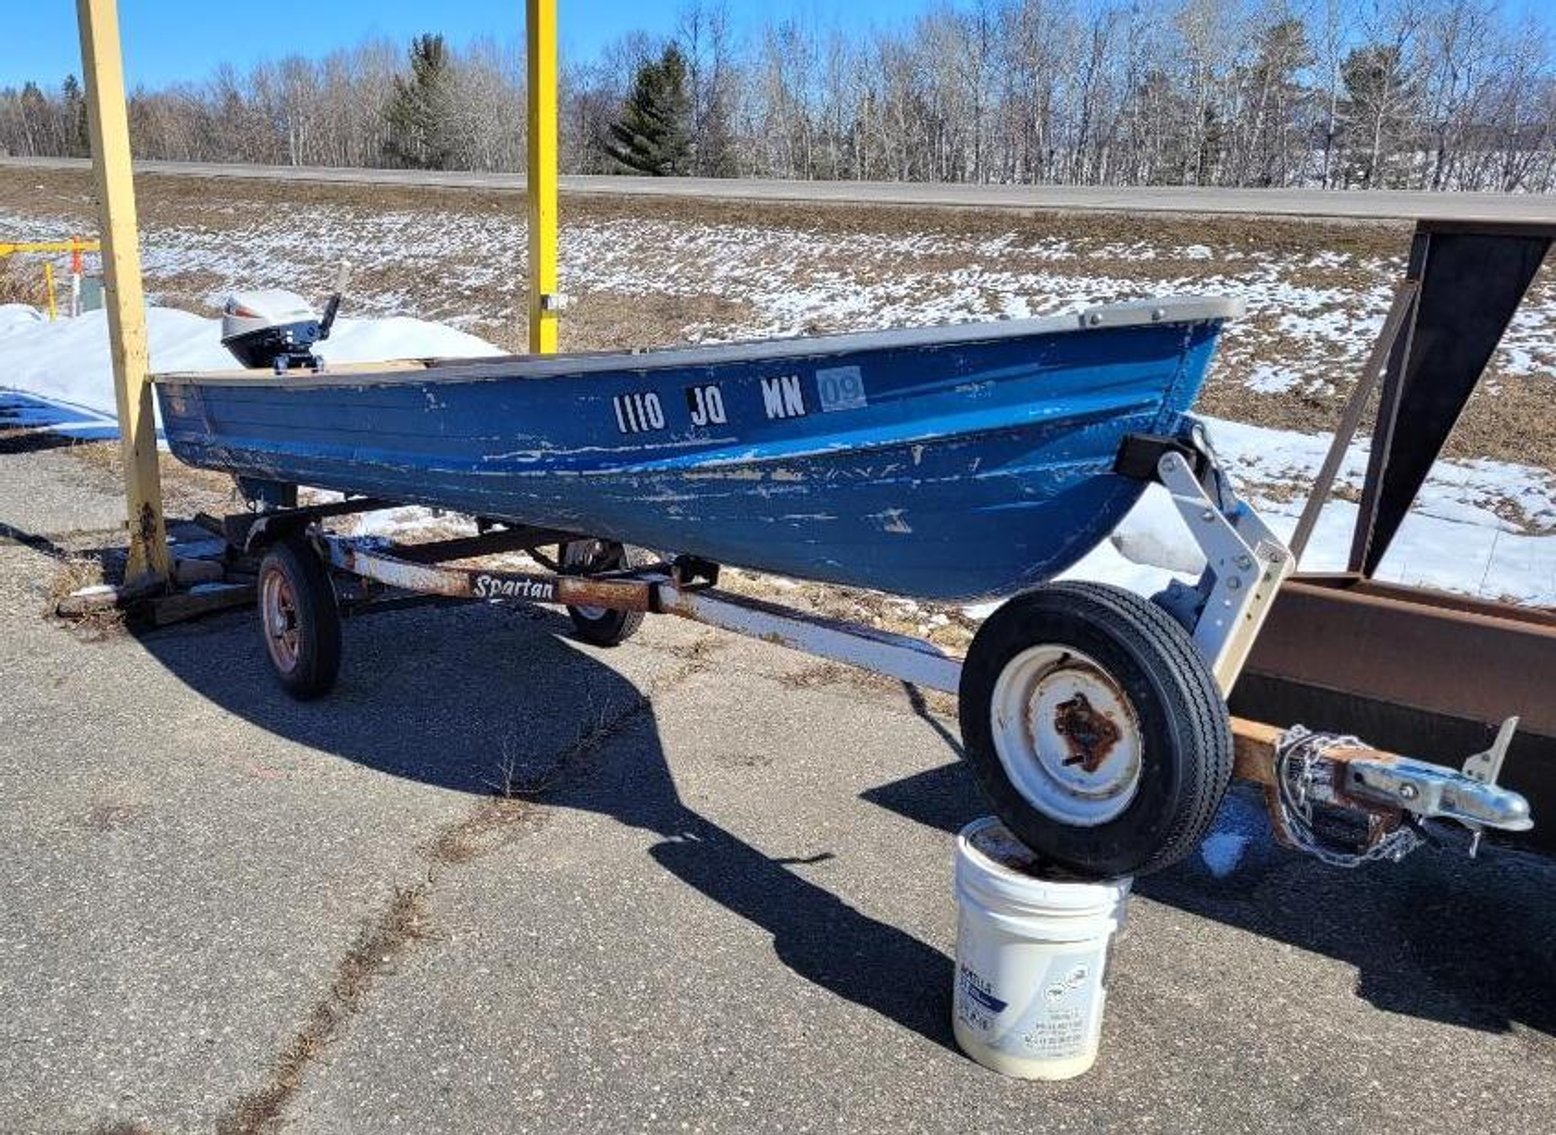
[157,312,1229,599]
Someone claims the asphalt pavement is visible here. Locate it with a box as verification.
[2,440,1554,1133]
[6,155,1556,223]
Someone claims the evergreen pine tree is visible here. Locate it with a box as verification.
[61,75,89,158]
[604,46,693,176]
[1340,43,1420,189]
[383,34,458,170]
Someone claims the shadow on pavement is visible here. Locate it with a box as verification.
[865,759,1556,1038]
[138,598,959,1052]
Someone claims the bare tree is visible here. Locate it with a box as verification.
[3,3,1554,193]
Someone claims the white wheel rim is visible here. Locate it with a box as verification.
[562,541,608,620]
[989,645,1143,827]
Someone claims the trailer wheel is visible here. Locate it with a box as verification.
[958,581,1232,878]
[257,537,341,699]
[561,540,647,647]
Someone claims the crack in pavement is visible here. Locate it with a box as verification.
[214,634,727,1135]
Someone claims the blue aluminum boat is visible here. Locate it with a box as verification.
[155,296,1240,599]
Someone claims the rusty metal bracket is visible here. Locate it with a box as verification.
[227,496,391,552]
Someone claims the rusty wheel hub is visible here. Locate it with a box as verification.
[1053,692,1124,774]
[990,645,1144,827]
[261,567,302,675]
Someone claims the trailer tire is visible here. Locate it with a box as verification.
[958,581,1232,878]
[257,537,342,699]
[561,540,648,647]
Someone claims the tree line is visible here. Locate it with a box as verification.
[4,0,1555,192]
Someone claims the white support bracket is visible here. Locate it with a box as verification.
[667,587,964,695]
[1157,450,1294,694]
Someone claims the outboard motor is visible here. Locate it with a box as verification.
[220,265,349,373]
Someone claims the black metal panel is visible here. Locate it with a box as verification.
[1350,224,1552,575]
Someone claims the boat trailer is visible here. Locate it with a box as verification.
[1236,217,1556,859]
[223,438,1534,879]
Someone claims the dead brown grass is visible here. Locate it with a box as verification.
[142,270,225,316]
[664,632,724,664]
[65,441,243,517]
[776,659,958,720]
[426,796,539,865]
[469,287,756,356]
[0,256,45,306]
[46,555,129,638]
[45,554,104,603]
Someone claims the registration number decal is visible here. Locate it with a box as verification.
[760,374,807,420]
[609,370,862,433]
[685,383,728,426]
[816,365,867,412]
[613,391,667,434]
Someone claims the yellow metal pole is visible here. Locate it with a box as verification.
[526,0,559,355]
[76,0,170,588]
[0,240,102,255]
[43,262,57,320]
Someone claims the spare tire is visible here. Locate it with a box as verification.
[958,581,1232,877]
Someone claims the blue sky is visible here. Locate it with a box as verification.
[2,1,918,89]
[6,1,1551,91]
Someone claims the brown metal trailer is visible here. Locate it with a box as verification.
[1233,218,1556,855]
[1236,576,1554,854]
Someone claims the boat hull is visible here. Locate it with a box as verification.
[156,306,1231,599]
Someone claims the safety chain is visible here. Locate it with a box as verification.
[1274,725,1425,868]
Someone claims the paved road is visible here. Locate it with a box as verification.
[3,439,1555,1133]
[7,155,1556,223]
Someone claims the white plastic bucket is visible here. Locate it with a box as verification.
[951,817,1132,1080]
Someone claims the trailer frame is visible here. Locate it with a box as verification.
[228,484,1534,870]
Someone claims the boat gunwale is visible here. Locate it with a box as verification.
[153,295,1243,389]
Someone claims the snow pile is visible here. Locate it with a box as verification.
[0,303,47,330]
[0,304,501,419]
[1074,416,1556,608]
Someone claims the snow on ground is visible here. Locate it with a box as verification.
[0,303,500,420]
[2,301,1550,608]
[6,202,1554,395]
[1059,414,1556,609]
[1077,462,1556,611]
